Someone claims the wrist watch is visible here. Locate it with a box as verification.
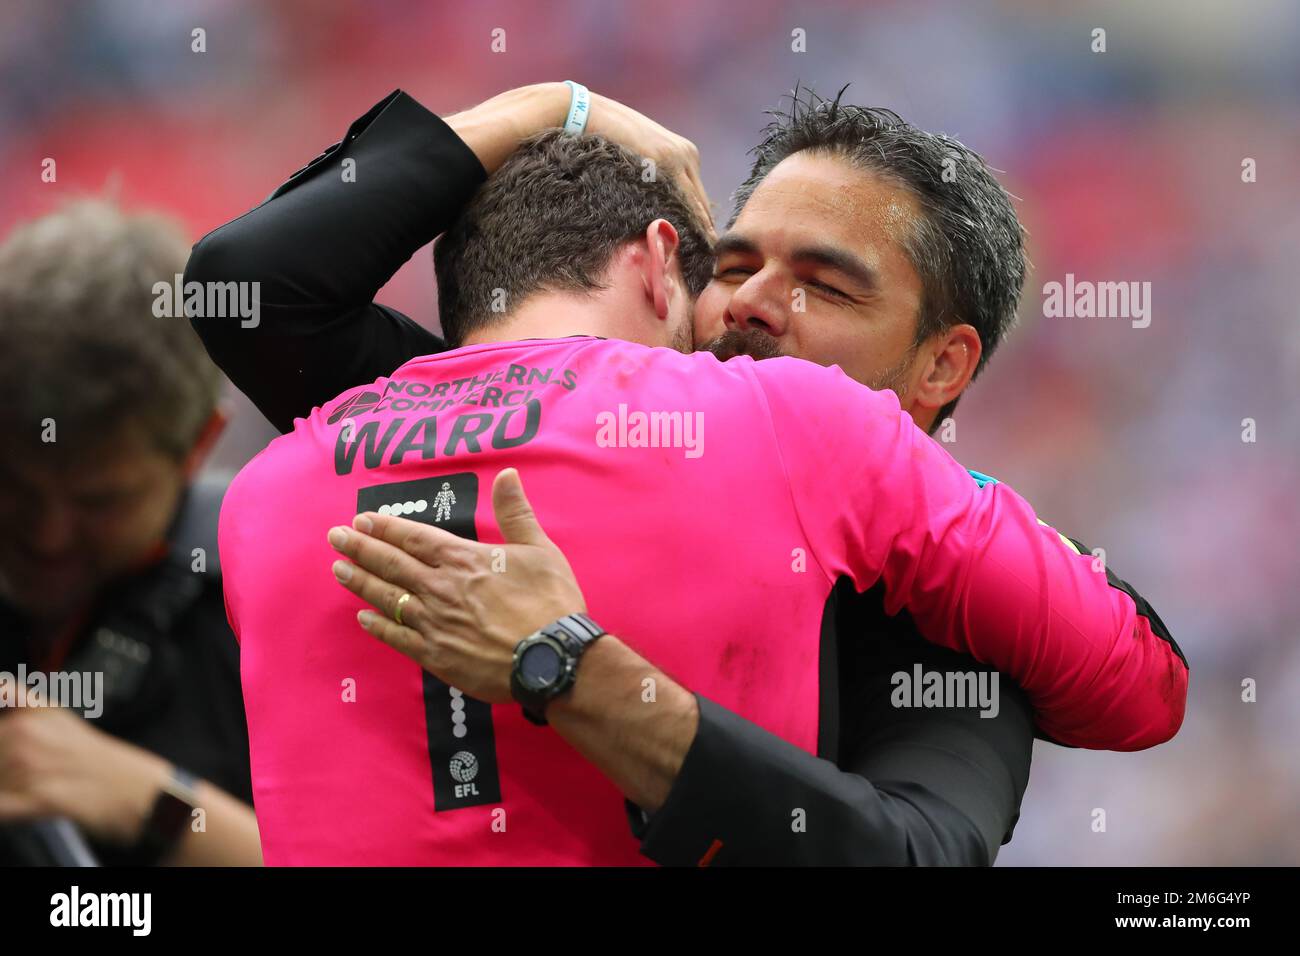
[510,613,606,725]
[137,765,200,864]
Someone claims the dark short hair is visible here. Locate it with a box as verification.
[435,129,714,347]
[732,86,1028,426]
[0,199,222,458]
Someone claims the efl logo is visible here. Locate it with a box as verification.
[449,748,481,799]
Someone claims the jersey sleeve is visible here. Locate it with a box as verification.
[750,358,1188,752]
[221,580,241,646]
[185,90,479,433]
[216,475,248,645]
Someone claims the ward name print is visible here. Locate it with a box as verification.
[331,362,575,476]
[334,403,541,476]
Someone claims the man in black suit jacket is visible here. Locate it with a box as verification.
[186,84,1182,865]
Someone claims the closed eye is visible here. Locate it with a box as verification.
[807,279,849,300]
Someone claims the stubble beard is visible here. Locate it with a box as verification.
[701,328,914,401]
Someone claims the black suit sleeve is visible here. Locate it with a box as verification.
[627,627,1034,866]
[184,90,486,433]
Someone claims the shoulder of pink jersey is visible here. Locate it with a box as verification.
[528,338,719,386]
[311,376,398,431]
[221,372,396,518]
[568,343,900,417]
[574,341,775,398]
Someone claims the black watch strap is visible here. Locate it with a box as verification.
[514,613,606,725]
[556,612,605,648]
[136,766,200,865]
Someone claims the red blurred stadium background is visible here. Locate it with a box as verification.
[1,0,1297,864]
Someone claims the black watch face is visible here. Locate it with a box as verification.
[520,641,564,689]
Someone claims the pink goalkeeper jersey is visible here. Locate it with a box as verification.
[220,336,1186,865]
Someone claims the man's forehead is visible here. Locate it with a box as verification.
[731,151,920,251]
[5,422,173,484]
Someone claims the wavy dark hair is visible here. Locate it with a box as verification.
[732,85,1029,426]
[435,129,714,347]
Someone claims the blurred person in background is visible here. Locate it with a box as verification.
[0,199,261,865]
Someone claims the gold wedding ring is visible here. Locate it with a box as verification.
[393,592,412,626]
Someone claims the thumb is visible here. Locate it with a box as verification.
[492,468,548,547]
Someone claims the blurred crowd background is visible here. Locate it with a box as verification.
[1,0,1296,864]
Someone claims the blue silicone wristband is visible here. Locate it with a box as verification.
[562,80,591,135]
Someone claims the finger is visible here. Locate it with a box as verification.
[677,149,704,200]
[674,168,712,237]
[331,555,426,628]
[681,157,722,238]
[686,168,716,241]
[492,468,548,546]
[668,143,710,225]
[0,791,41,823]
[328,522,441,594]
[353,511,466,565]
[356,608,432,669]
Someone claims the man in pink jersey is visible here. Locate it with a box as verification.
[220,130,1185,865]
